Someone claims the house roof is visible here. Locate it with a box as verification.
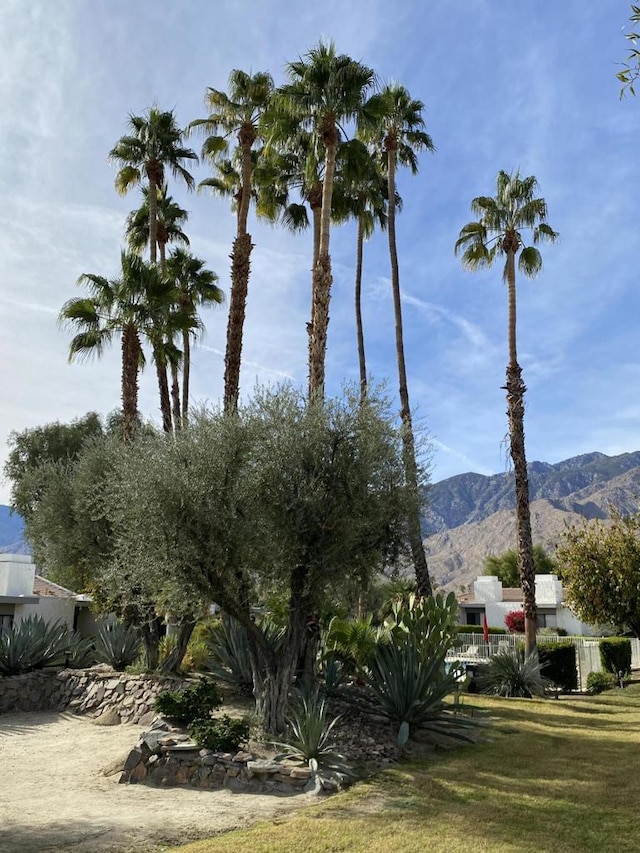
[34,575,79,599]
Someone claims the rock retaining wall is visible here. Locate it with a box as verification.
[118,723,321,794]
[0,669,188,723]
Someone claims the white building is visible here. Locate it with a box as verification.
[458,574,596,635]
[0,553,93,634]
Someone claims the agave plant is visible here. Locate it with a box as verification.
[93,621,141,671]
[64,635,97,669]
[274,686,354,781]
[0,616,74,676]
[477,648,551,698]
[348,641,475,747]
[207,613,283,694]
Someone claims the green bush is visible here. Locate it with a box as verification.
[586,670,617,694]
[94,621,141,671]
[188,714,250,752]
[538,642,577,692]
[599,638,632,676]
[455,625,507,635]
[207,614,282,695]
[477,648,551,698]
[154,678,223,724]
[0,616,76,676]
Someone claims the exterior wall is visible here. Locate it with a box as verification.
[16,596,76,630]
[75,607,104,638]
[473,576,503,603]
[0,554,36,597]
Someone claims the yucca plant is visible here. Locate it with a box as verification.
[0,616,74,676]
[476,648,551,698]
[93,621,141,671]
[274,687,354,781]
[348,641,475,747]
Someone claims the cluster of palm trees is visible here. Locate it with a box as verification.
[58,41,558,623]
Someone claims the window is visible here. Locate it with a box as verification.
[465,609,483,626]
[0,613,13,633]
[537,610,557,629]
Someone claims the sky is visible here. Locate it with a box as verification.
[0,0,638,504]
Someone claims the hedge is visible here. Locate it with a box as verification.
[538,641,577,691]
[455,625,507,635]
[599,638,632,676]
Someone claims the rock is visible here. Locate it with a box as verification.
[93,708,121,726]
[289,767,312,779]
[131,762,147,782]
[233,750,253,763]
[123,748,144,774]
[101,751,131,777]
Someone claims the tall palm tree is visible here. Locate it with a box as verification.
[190,70,274,413]
[125,184,190,269]
[166,247,223,424]
[59,252,168,442]
[363,83,435,598]
[109,107,197,265]
[455,170,558,656]
[277,42,375,402]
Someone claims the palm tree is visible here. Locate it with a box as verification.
[125,184,190,269]
[277,42,375,402]
[190,70,274,413]
[363,83,435,598]
[59,252,167,442]
[455,170,558,656]
[109,107,197,265]
[166,247,223,424]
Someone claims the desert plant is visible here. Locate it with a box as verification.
[538,642,577,692]
[325,615,383,671]
[348,641,475,747]
[188,714,250,752]
[384,592,459,661]
[320,656,344,695]
[477,648,551,698]
[0,616,75,676]
[207,613,283,694]
[586,670,617,694]
[64,635,97,669]
[599,638,632,677]
[274,687,353,779]
[93,621,142,671]
[154,677,223,724]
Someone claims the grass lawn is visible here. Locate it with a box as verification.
[172,685,640,853]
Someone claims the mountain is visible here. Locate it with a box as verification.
[423,451,640,591]
[0,505,28,554]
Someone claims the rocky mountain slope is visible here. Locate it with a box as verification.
[424,451,640,591]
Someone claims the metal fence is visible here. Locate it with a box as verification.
[447,634,640,691]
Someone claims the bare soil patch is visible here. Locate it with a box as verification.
[0,710,310,853]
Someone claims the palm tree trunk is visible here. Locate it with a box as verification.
[355,216,367,403]
[121,325,140,444]
[181,328,191,426]
[308,134,337,403]
[306,195,322,383]
[386,148,432,598]
[154,347,173,433]
[223,133,254,414]
[504,248,537,657]
[148,175,158,265]
[171,362,181,431]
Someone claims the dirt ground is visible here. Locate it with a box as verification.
[0,710,311,853]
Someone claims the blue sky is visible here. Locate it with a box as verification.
[0,0,637,503]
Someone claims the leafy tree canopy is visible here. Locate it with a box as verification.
[483,545,558,588]
[618,4,640,96]
[556,514,640,637]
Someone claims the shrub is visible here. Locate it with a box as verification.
[477,648,551,698]
[188,715,250,752]
[538,642,577,692]
[384,592,459,661]
[94,621,141,671]
[599,638,632,676]
[586,670,617,694]
[505,611,525,633]
[326,615,382,671]
[455,625,507,635]
[320,656,344,696]
[154,678,223,724]
[207,614,283,695]
[0,616,75,676]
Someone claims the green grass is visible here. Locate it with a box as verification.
[173,687,640,853]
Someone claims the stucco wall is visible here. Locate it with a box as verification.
[16,596,76,629]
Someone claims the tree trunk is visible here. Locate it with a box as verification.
[140,615,162,671]
[148,175,158,265]
[386,145,432,597]
[308,132,337,404]
[306,191,323,375]
[181,328,191,426]
[224,233,253,413]
[354,216,367,403]
[121,325,140,444]
[154,349,173,433]
[171,361,181,431]
[504,244,537,657]
[158,616,196,673]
